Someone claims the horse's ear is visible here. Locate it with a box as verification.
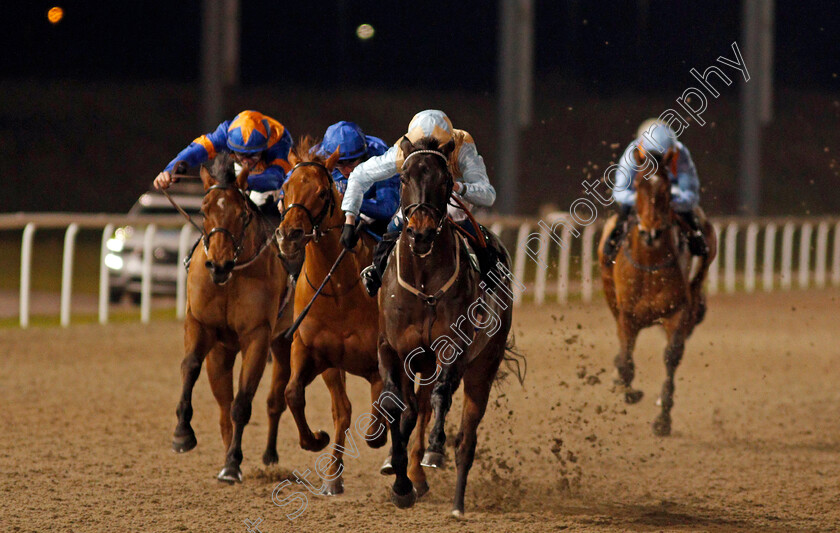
[632,146,645,166]
[439,138,456,159]
[235,165,249,191]
[325,145,341,172]
[200,164,217,190]
[399,136,414,156]
[287,148,300,167]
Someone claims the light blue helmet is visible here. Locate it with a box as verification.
[322,121,367,161]
[637,119,676,158]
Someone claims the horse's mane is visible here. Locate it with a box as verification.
[291,135,327,165]
[204,152,237,186]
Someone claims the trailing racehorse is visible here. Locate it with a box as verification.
[377,136,514,517]
[598,145,716,436]
[171,153,294,483]
[273,137,389,495]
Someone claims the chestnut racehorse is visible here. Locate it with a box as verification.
[273,137,389,495]
[377,136,514,517]
[172,154,293,483]
[599,145,716,436]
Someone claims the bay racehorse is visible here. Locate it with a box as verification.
[273,137,389,495]
[377,136,514,517]
[172,154,294,483]
[598,145,716,436]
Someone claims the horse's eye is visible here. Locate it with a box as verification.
[319,189,328,199]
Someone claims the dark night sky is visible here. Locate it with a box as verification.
[4,1,839,92]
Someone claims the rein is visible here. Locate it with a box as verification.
[279,161,341,242]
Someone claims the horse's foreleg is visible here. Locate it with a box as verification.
[426,355,464,468]
[365,374,389,449]
[653,313,689,437]
[205,343,237,451]
[320,368,351,495]
[408,382,432,498]
[614,313,643,404]
[173,314,216,453]
[263,334,292,466]
[380,341,417,509]
[452,354,499,518]
[284,342,330,452]
[218,328,270,483]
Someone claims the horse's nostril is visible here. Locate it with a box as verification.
[288,228,304,241]
[406,227,416,237]
[205,260,213,270]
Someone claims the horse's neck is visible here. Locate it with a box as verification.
[628,221,678,261]
[398,224,459,291]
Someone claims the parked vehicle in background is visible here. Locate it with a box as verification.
[106,183,204,303]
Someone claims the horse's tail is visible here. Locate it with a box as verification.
[496,333,527,387]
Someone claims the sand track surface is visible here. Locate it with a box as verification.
[2,289,838,532]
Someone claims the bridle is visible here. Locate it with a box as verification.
[400,149,453,256]
[203,184,271,269]
[279,161,340,243]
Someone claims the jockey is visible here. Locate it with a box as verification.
[602,119,709,260]
[316,121,399,235]
[338,109,496,296]
[153,110,293,212]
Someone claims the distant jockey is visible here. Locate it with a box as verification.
[153,110,293,213]
[603,119,710,260]
[337,109,497,296]
[314,121,400,235]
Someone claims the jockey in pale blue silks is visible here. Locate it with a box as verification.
[603,119,709,260]
[316,121,400,236]
[337,109,497,296]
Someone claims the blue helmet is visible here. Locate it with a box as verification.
[226,111,271,155]
[637,120,676,158]
[322,121,367,161]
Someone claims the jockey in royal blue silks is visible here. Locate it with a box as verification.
[153,110,293,213]
[315,121,400,236]
[602,119,710,260]
[337,109,498,297]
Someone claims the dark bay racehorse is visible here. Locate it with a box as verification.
[598,146,716,436]
[377,136,514,517]
[273,137,389,494]
[172,154,294,483]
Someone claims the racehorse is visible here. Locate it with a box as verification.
[598,145,716,436]
[171,153,294,483]
[377,136,514,517]
[273,137,389,495]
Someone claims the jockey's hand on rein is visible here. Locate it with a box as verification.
[340,223,359,250]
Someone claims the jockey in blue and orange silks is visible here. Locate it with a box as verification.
[337,109,497,296]
[602,119,710,260]
[153,110,293,212]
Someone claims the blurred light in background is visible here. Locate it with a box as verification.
[356,23,374,40]
[47,6,64,25]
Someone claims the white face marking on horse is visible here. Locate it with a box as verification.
[217,197,226,210]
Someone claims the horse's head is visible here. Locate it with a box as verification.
[399,136,456,256]
[633,145,676,246]
[276,136,341,261]
[199,153,253,285]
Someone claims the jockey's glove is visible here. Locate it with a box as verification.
[340,223,359,250]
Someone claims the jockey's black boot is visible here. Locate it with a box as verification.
[360,231,400,297]
[678,211,709,257]
[603,205,632,261]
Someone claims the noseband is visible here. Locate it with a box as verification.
[280,161,337,243]
[203,184,254,262]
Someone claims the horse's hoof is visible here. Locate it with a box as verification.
[380,455,394,476]
[625,389,644,404]
[172,431,197,453]
[421,451,446,469]
[451,509,465,519]
[652,415,672,437]
[321,477,344,496]
[262,448,279,466]
[413,479,430,498]
[390,486,417,509]
[217,466,243,484]
[301,430,330,452]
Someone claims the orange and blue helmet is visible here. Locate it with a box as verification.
[322,121,368,161]
[226,111,272,155]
